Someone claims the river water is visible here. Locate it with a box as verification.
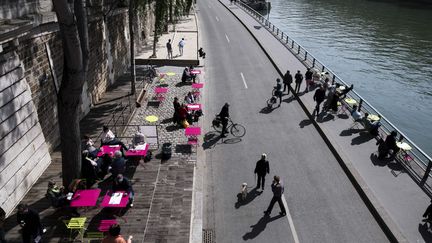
[267,0,432,155]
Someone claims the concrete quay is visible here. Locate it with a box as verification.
[217,1,431,242]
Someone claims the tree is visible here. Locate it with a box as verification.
[150,0,169,58]
[52,0,89,187]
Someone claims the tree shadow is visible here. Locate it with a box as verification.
[299,119,312,128]
[235,188,262,209]
[242,214,284,240]
[202,132,221,150]
[351,132,374,145]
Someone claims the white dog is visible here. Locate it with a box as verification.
[241,183,248,201]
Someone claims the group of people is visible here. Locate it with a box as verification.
[172,95,203,128]
[181,66,197,83]
[166,38,185,59]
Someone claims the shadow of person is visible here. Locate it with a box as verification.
[317,113,334,123]
[418,222,432,242]
[282,96,295,103]
[351,132,374,145]
[202,132,221,149]
[259,106,276,114]
[235,188,263,209]
[370,153,388,167]
[299,119,312,128]
[242,214,283,240]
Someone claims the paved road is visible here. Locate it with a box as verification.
[198,0,390,242]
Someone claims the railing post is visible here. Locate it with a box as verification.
[398,135,404,142]
[332,75,336,85]
[276,28,279,36]
[304,52,308,60]
[272,25,275,32]
[421,160,432,186]
[297,45,300,54]
[358,99,363,111]
[322,66,325,72]
[281,32,283,39]
[312,59,316,67]
[286,36,288,44]
[291,40,294,49]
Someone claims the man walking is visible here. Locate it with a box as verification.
[166,39,173,59]
[254,154,270,191]
[313,84,326,116]
[178,38,185,56]
[282,70,293,95]
[304,68,313,92]
[17,204,44,243]
[264,175,286,216]
[294,70,303,94]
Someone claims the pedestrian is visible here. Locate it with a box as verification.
[198,47,206,59]
[178,38,185,56]
[282,70,293,95]
[294,70,303,94]
[0,207,6,243]
[254,153,270,190]
[423,200,432,222]
[102,224,132,243]
[166,39,173,59]
[17,204,44,243]
[304,68,313,92]
[264,176,286,216]
[313,84,326,116]
[274,78,282,107]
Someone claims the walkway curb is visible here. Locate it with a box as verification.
[218,1,405,242]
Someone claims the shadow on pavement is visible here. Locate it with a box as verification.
[242,214,284,240]
[316,113,334,123]
[299,119,312,128]
[351,132,374,145]
[418,222,432,242]
[259,106,277,114]
[202,132,221,150]
[235,188,262,209]
[282,96,295,103]
[222,137,242,144]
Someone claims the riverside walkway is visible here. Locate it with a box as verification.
[214,0,431,242]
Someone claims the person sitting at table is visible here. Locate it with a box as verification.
[178,103,189,126]
[82,150,99,186]
[362,113,381,136]
[181,67,191,83]
[102,224,132,243]
[173,97,181,125]
[110,151,126,178]
[46,180,68,208]
[189,65,197,83]
[132,131,146,146]
[378,130,399,160]
[198,47,206,59]
[101,126,128,152]
[112,174,135,207]
[97,153,112,178]
[81,135,98,159]
[185,92,195,104]
[350,105,363,121]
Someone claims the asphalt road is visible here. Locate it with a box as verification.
[198,1,390,242]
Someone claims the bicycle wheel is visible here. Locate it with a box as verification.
[230,123,246,137]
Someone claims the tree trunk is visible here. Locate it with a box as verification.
[53,0,88,187]
[151,29,158,58]
[129,0,136,94]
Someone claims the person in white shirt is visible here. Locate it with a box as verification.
[101,126,128,151]
[178,38,185,56]
[185,92,195,104]
[351,105,363,121]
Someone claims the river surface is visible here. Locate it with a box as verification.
[267,0,432,154]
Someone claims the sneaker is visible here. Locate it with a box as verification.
[279,212,286,216]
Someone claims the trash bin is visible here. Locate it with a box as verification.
[162,143,172,160]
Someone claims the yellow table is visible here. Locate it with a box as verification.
[66,217,87,242]
[344,98,357,105]
[166,72,176,76]
[145,115,159,123]
[367,114,380,121]
[338,86,346,91]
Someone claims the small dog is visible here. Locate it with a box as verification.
[241,183,248,201]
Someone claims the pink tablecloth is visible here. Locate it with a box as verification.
[190,70,201,74]
[125,143,149,158]
[97,145,121,157]
[100,191,129,208]
[187,104,202,111]
[185,127,201,136]
[155,87,168,93]
[70,189,101,207]
[191,83,204,89]
[98,219,118,232]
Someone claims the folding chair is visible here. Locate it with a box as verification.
[64,217,87,242]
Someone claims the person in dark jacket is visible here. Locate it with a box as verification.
[264,176,286,216]
[112,174,134,207]
[218,103,230,137]
[378,130,399,160]
[17,204,43,243]
[274,78,283,107]
[304,68,314,92]
[294,70,303,94]
[0,207,6,243]
[254,154,270,190]
[423,200,432,222]
[313,85,326,116]
[110,151,126,178]
[282,70,293,94]
[173,97,181,125]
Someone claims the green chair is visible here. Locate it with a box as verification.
[64,217,87,242]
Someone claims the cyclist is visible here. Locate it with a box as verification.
[218,103,230,137]
[274,78,283,107]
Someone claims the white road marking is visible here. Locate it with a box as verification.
[216,16,220,22]
[282,195,300,243]
[240,72,248,89]
[225,34,230,43]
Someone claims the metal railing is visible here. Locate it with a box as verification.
[234,1,432,192]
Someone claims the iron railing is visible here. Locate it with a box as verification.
[235,1,432,192]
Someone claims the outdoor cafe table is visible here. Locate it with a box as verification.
[187,104,202,111]
[190,69,201,75]
[70,189,101,207]
[100,191,129,208]
[97,145,121,157]
[191,83,204,89]
[367,114,380,121]
[344,98,357,105]
[185,127,201,136]
[125,143,149,158]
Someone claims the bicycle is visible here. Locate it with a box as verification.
[212,116,246,137]
[267,87,280,109]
